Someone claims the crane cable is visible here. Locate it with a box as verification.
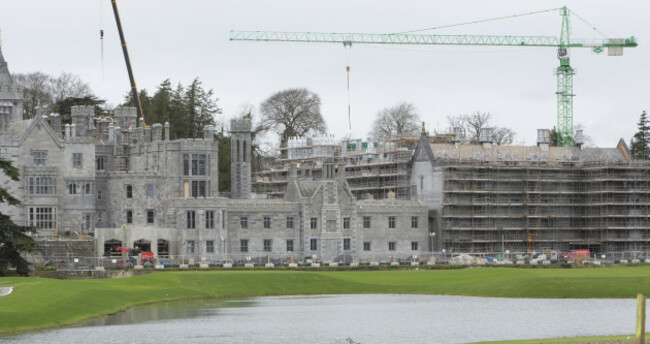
[395,7,562,34]
[99,0,105,80]
[345,42,352,131]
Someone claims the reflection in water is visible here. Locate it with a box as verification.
[2,295,647,344]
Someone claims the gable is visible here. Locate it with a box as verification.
[17,116,63,149]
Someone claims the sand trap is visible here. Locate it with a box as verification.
[0,287,13,297]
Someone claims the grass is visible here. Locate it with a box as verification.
[1,265,650,335]
[472,333,642,343]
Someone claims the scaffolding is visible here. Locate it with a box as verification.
[441,160,650,255]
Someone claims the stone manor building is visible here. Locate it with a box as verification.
[0,46,429,263]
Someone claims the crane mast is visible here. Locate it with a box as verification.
[230,6,637,147]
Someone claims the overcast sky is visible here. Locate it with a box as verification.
[1,0,648,147]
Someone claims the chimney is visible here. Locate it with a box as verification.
[451,126,463,143]
[204,125,215,141]
[537,129,550,150]
[289,161,298,181]
[151,123,162,141]
[70,124,76,139]
[65,124,71,141]
[336,161,346,182]
[49,113,61,135]
[479,127,494,148]
[574,129,585,149]
[164,122,170,141]
[139,117,145,128]
[108,123,115,143]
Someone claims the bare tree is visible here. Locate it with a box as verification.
[12,72,52,119]
[13,72,92,119]
[447,111,516,145]
[493,127,516,145]
[370,102,421,141]
[51,72,91,103]
[259,88,326,157]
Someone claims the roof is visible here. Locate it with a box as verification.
[427,143,627,163]
[0,47,14,89]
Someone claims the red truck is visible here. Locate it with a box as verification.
[563,249,591,261]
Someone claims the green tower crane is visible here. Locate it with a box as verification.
[230,6,636,147]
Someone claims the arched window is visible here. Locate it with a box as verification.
[243,141,247,162]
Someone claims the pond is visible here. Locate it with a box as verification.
[3,294,646,344]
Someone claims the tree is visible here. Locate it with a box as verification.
[0,158,35,276]
[12,72,52,119]
[124,78,220,139]
[630,110,650,160]
[51,95,106,124]
[259,88,326,157]
[13,72,93,119]
[447,111,516,145]
[370,102,421,141]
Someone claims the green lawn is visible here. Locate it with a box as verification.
[1,266,650,335]
[472,333,641,343]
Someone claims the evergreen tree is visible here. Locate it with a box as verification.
[630,110,650,160]
[124,78,220,139]
[0,158,35,276]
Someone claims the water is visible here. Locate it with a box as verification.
[2,295,645,344]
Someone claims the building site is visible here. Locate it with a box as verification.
[0,3,648,270]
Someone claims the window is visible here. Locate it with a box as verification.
[97,212,102,223]
[388,216,396,229]
[97,190,102,200]
[363,242,371,251]
[286,239,294,252]
[310,238,318,251]
[72,153,82,168]
[32,151,46,165]
[310,217,318,229]
[29,177,55,195]
[146,210,154,224]
[363,216,371,228]
[388,242,396,251]
[96,157,105,171]
[343,238,351,251]
[206,240,214,253]
[146,184,154,198]
[83,214,92,230]
[85,183,92,194]
[240,216,248,229]
[206,211,215,229]
[126,184,133,198]
[411,241,419,251]
[411,216,419,228]
[191,180,207,197]
[286,216,294,229]
[343,217,350,229]
[240,239,248,252]
[183,154,208,176]
[68,183,77,194]
[186,210,196,229]
[126,210,133,224]
[186,240,195,254]
[28,207,56,229]
[263,239,272,252]
[263,216,271,229]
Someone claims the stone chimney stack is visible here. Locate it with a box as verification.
[49,113,61,135]
[204,125,215,142]
[164,122,170,141]
[70,124,76,139]
[65,124,71,141]
[151,123,162,141]
[537,129,551,150]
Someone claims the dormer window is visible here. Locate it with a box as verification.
[32,151,47,165]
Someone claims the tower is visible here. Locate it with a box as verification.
[0,33,24,122]
[230,117,252,199]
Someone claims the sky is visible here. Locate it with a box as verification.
[0,0,648,148]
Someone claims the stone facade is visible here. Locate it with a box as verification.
[0,47,430,263]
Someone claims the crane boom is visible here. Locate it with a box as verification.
[230,7,637,147]
[230,31,636,49]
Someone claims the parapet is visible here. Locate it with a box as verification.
[71,105,95,117]
[230,118,252,133]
